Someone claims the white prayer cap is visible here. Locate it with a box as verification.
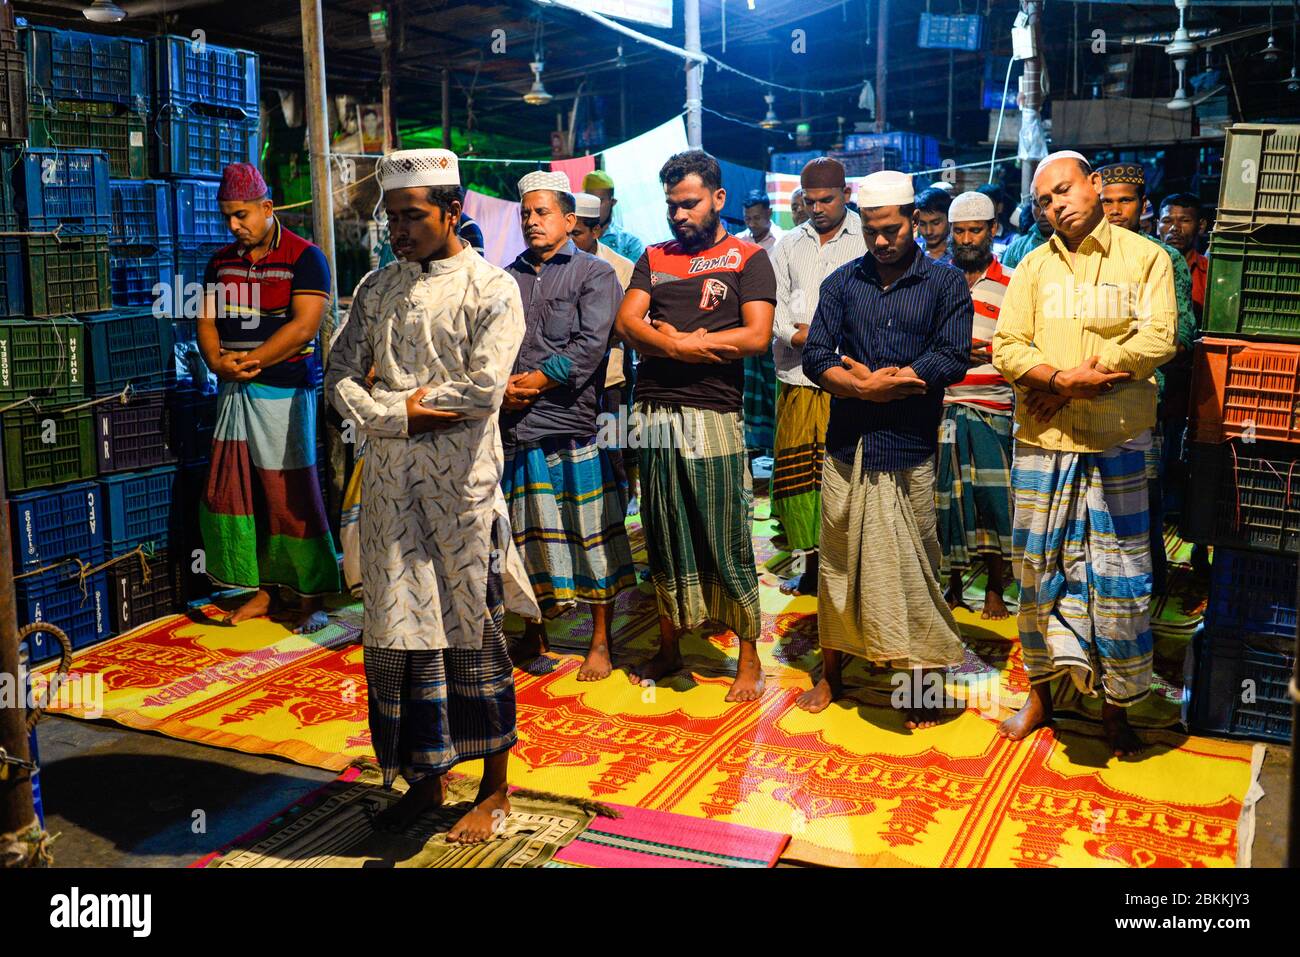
[376,149,459,191]
[517,170,573,200]
[929,180,956,193]
[948,191,996,223]
[1032,150,1090,188]
[573,191,602,219]
[857,170,915,208]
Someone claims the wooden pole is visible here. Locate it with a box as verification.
[441,69,451,150]
[381,7,396,154]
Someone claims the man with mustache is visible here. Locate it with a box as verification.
[197,162,340,634]
[797,170,972,723]
[993,151,1177,758]
[935,190,1015,622]
[500,172,635,681]
[613,149,777,703]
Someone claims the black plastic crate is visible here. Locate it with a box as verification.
[171,387,216,463]
[172,461,210,602]
[95,388,178,473]
[24,233,111,317]
[107,547,181,633]
[0,46,26,142]
[1189,624,1294,744]
[1183,440,1300,555]
[0,234,25,316]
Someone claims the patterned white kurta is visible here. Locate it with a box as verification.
[327,244,540,651]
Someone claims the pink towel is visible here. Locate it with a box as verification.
[551,156,597,194]
[462,190,526,268]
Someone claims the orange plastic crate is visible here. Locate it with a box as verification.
[1191,336,1300,445]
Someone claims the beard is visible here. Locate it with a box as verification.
[951,236,994,273]
[671,208,721,252]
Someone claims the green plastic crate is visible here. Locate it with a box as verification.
[0,317,85,403]
[25,233,111,317]
[28,100,148,179]
[1204,231,1300,340]
[1217,123,1300,230]
[2,404,96,493]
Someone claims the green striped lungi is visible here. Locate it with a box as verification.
[935,403,1014,576]
[1010,435,1154,706]
[770,381,830,552]
[636,402,761,641]
[742,348,776,455]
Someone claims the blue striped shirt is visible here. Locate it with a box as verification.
[803,248,973,472]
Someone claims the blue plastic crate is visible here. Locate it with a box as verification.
[171,179,225,246]
[110,179,171,246]
[84,309,177,396]
[843,131,941,173]
[109,243,174,309]
[15,147,112,233]
[10,481,104,570]
[171,387,217,463]
[151,35,258,115]
[15,561,111,656]
[917,12,984,51]
[154,102,259,180]
[770,150,822,176]
[1205,549,1298,640]
[29,726,43,827]
[99,465,178,555]
[22,25,149,109]
[1189,624,1294,744]
[174,242,223,287]
[0,234,25,317]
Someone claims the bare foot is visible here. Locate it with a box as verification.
[509,622,548,665]
[447,784,510,844]
[374,774,444,833]
[998,683,1053,741]
[1102,704,1144,758]
[577,640,613,681]
[725,646,765,703]
[795,675,841,713]
[944,587,972,613]
[981,590,1010,620]
[229,589,272,625]
[629,644,683,686]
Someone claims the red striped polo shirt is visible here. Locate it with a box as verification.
[944,256,1014,413]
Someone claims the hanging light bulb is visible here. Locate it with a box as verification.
[759,92,779,129]
[833,115,845,150]
[615,43,627,70]
[83,0,126,22]
[1165,0,1197,111]
[1262,6,1281,63]
[524,61,553,105]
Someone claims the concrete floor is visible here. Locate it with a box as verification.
[30,714,1293,868]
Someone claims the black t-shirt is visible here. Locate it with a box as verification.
[628,233,776,412]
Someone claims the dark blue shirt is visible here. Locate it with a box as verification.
[803,248,973,472]
[502,240,622,452]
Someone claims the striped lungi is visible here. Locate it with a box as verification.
[200,380,340,596]
[365,554,516,789]
[818,442,964,668]
[770,382,830,552]
[935,403,1014,575]
[1010,435,1154,706]
[501,436,636,617]
[637,402,761,641]
[742,349,776,455]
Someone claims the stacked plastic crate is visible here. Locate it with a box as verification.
[149,35,258,605]
[1181,122,1300,744]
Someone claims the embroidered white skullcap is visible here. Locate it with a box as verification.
[517,170,573,200]
[573,191,602,219]
[857,170,915,208]
[1032,150,1090,188]
[376,149,459,191]
[948,190,996,223]
[929,180,955,193]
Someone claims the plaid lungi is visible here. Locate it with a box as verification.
[637,402,761,641]
[771,382,830,552]
[1010,436,1154,706]
[935,404,1014,575]
[501,435,636,617]
[742,349,776,455]
[365,551,516,788]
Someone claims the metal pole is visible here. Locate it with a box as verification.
[875,0,888,132]
[684,0,702,148]
[1020,0,1043,201]
[0,443,36,851]
[441,69,452,150]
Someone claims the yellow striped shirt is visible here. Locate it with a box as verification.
[992,214,1176,453]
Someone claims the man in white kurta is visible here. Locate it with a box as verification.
[327,148,538,842]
